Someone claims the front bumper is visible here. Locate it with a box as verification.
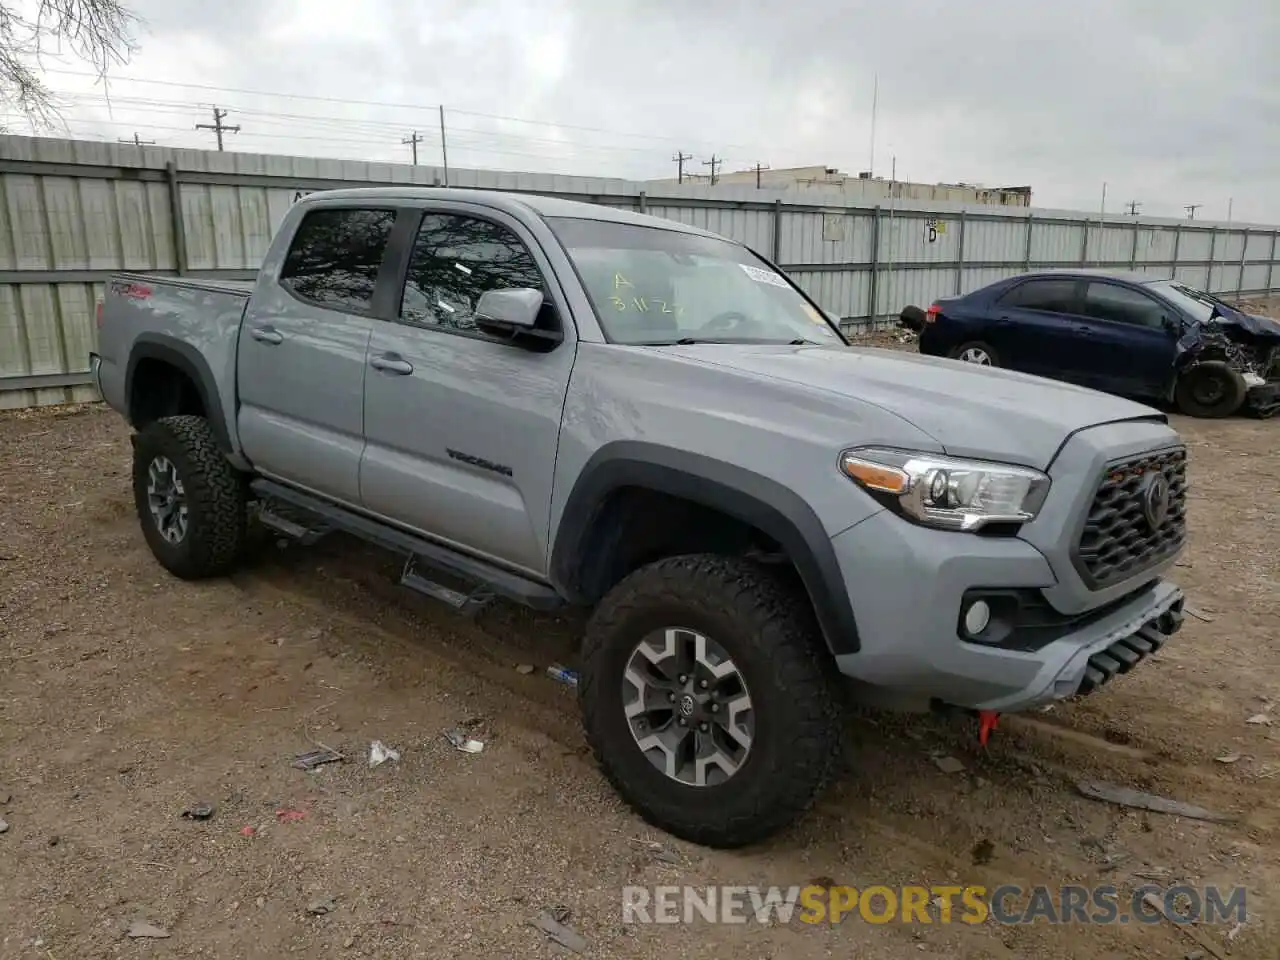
[830,510,1183,712]
[1244,381,1280,419]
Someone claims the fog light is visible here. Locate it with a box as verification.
[963,600,991,636]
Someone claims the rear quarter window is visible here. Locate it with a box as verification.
[279,208,397,312]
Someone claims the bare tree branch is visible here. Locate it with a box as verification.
[1,0,139,130]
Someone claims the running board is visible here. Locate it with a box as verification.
[250,479,564,611]
[258,507,331,545]
[401,556,494,617]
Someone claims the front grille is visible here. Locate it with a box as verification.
[1074,447,1188,589]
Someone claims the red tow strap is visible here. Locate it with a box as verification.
[978,710,1001,746]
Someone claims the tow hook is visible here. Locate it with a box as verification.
[978,710,1000,746]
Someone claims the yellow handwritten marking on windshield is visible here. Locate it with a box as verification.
[606,295,682,315]
[614,273,634,290]
[802,303,828,325]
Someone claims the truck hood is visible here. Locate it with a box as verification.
[658,343,1165,469]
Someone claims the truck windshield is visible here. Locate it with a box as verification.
[548,217,845,346]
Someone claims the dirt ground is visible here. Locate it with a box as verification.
[1,398,1278,959]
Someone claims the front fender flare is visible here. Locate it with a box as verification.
[550,441,860,655]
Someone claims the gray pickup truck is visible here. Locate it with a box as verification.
[92,187,1188,847]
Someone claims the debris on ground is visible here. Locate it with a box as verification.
[181,802,215,821]
[630,838,680,864]
[933,756,965,774]
[1214,754,1242,764]
[529,910,587,954]
[275,808,308,823]
[0,818,8,834]
[126,921,171,939]
[1245,713,1272,726]
[442,728,485,754]
[1184,605,1216,623]
[515,664,535,675]
[239,825,257,838]
[293,746,344,770]
[546,664,579,688]
[368,740,401,768]
[970,839,994,865]
[306,896,337,916]
[1075,781,1234,823]
[1139,893,1226,960]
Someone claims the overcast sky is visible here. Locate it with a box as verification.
[9,0,1280,222]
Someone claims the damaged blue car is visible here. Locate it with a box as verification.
[900,270,1280,418]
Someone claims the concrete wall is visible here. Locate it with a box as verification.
[3,134,1279,408]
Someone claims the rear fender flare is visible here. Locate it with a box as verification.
[125,334,231,454]
[550,441,860,655]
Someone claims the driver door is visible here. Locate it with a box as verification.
[359,205,577,576]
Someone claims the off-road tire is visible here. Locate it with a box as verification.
[580,554,843,848]
[131,415,247,579]
[948,340,1000,366]
[1174,362,1247,418]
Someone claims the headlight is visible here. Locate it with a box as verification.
[840,447,1050,532]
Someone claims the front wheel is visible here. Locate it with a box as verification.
[580,555,843,848]
[1174,362,1247,418]
[131,415,248,579]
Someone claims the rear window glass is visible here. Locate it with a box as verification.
[999,279,1078,313]
[280,208,397,311]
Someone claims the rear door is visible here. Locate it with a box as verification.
[1075,281,1178,397]
[236,206,399,504]
[989,277,1089,379]
[359,205,577,576]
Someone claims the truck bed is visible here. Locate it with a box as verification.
[94,272,255,449]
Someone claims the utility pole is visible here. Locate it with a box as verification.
[118,133,155,147]
[672,152,692,184]
[1125,200,1142,215]
[753,162,770,189]
[868,72,878,178]
[402,130,423,165]
[703,154,722,186]
[195,106,239,151]
[1185,204,1201,220]
[439,105,449,186]
[1226,197,1233,223]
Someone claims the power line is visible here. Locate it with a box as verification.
[117,133,155,147]
[40,68,755,152]
[402,130,423,165]
[672,151,691,184]
[51,90,697,160]
[195,106,239,151]
[703,154,722,186]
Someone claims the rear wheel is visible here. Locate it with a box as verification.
[948,341,999,366]
[580,554,843,848]
[131,415,248,579]
[1174,362,1247,418]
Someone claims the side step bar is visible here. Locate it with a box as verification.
[250,479,564,611]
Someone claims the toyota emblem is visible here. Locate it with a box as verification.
[678,694,696,718]
[1141,471,1171,530]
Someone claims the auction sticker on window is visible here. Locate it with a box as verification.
[739,263,791,288]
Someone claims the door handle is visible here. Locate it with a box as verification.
[996,316,1013,325]
[1074,325,1093,336]
[370,355,414,375]
[250,326,283,345]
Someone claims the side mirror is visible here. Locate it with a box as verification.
[474,287,563,351]
[1162,314,1181,335]
[475,287,542,330]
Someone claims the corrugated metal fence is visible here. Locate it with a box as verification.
[4,134,1280,408]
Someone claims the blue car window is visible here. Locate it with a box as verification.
[998,279,1078,313]
[1082,283,1164,329]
